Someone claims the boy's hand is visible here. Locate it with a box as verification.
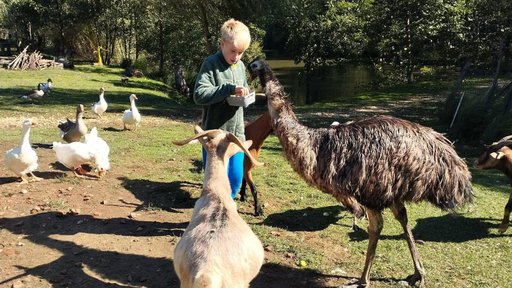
[234,86,249,97]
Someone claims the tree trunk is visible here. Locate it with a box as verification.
[484,38,505,103]
[451,59,472,99]
[197,2,215,54]
[158,20,164,76]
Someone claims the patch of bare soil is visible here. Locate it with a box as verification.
[0,139,351,288]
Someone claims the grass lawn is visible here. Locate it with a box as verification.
[0,65,511,288]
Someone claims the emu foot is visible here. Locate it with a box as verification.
[498,221,509,234]
[406,273,425,288]
[239,194,248,202]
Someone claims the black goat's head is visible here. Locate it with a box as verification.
[475,137,512,169]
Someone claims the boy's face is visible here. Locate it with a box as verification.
[221,40,246,65]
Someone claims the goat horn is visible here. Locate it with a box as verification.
[173,129,224,146]
[226,133,264,167]
[493,135,512,145]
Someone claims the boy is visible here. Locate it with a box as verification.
[193,19,251,199]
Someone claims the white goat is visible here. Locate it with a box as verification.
[172,126,265,288]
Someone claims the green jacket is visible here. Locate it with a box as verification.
[193,51,248,140]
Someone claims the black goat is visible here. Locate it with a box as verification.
[475,135,512,233]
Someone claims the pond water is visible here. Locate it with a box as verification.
[264,59,375,105]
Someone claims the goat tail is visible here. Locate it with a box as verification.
[193,273,222,288]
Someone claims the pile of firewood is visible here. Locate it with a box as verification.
[7,46,61,70]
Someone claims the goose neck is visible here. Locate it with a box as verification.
[20,126,31,147]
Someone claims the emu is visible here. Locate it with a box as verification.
[239,111,273,216]
[475,135,512,233]
[249,59,473,288]
[172,126,264,288]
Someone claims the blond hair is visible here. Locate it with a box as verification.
[220,19,251,50]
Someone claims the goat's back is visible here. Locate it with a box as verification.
[174,195,264,288]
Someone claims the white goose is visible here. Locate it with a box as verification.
[122,94,141,130]
[5,119,42,183]
[52,141,100,177]
[91,87,108,118]
[84,127,110,176]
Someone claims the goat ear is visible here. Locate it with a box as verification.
[490,152,505,159]
[226,133,263,166]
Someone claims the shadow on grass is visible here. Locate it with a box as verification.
[263,205,346,231]
[189,159,203,174]
[103,126,125,132]
[253,262,355,288]
[118,177,200,212]
[412,213,508,242]
[0,212,183,287]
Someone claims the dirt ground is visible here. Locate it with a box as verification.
[0,139,356,288]
[0,95,442,288]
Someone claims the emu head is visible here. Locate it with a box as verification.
[475,136,512,170]
[173,126,263,167]
[248,58,274,88]
[248,58,290,113]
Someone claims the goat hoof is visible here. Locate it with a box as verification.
[254,207,264,217]
[498,223,509,234]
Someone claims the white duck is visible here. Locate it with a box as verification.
[52,141,104,177]
[84,127,110,176]
[91,87,108,118]
[4,119,42,183]
[122,94,141,130]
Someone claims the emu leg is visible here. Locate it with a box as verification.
[390,203,425,288]
[498,192,512,233]
[358,208,384,287]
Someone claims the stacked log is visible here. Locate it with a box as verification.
[7,46,61,70]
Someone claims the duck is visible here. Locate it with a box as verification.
[21,83,44,100]
[4,119,42,183]
[91,87,108,118]
[52,141,102,177]
[122,94,141,130]
[39,78,52,95]
[58,104,88,143]
[84,127,110,176]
